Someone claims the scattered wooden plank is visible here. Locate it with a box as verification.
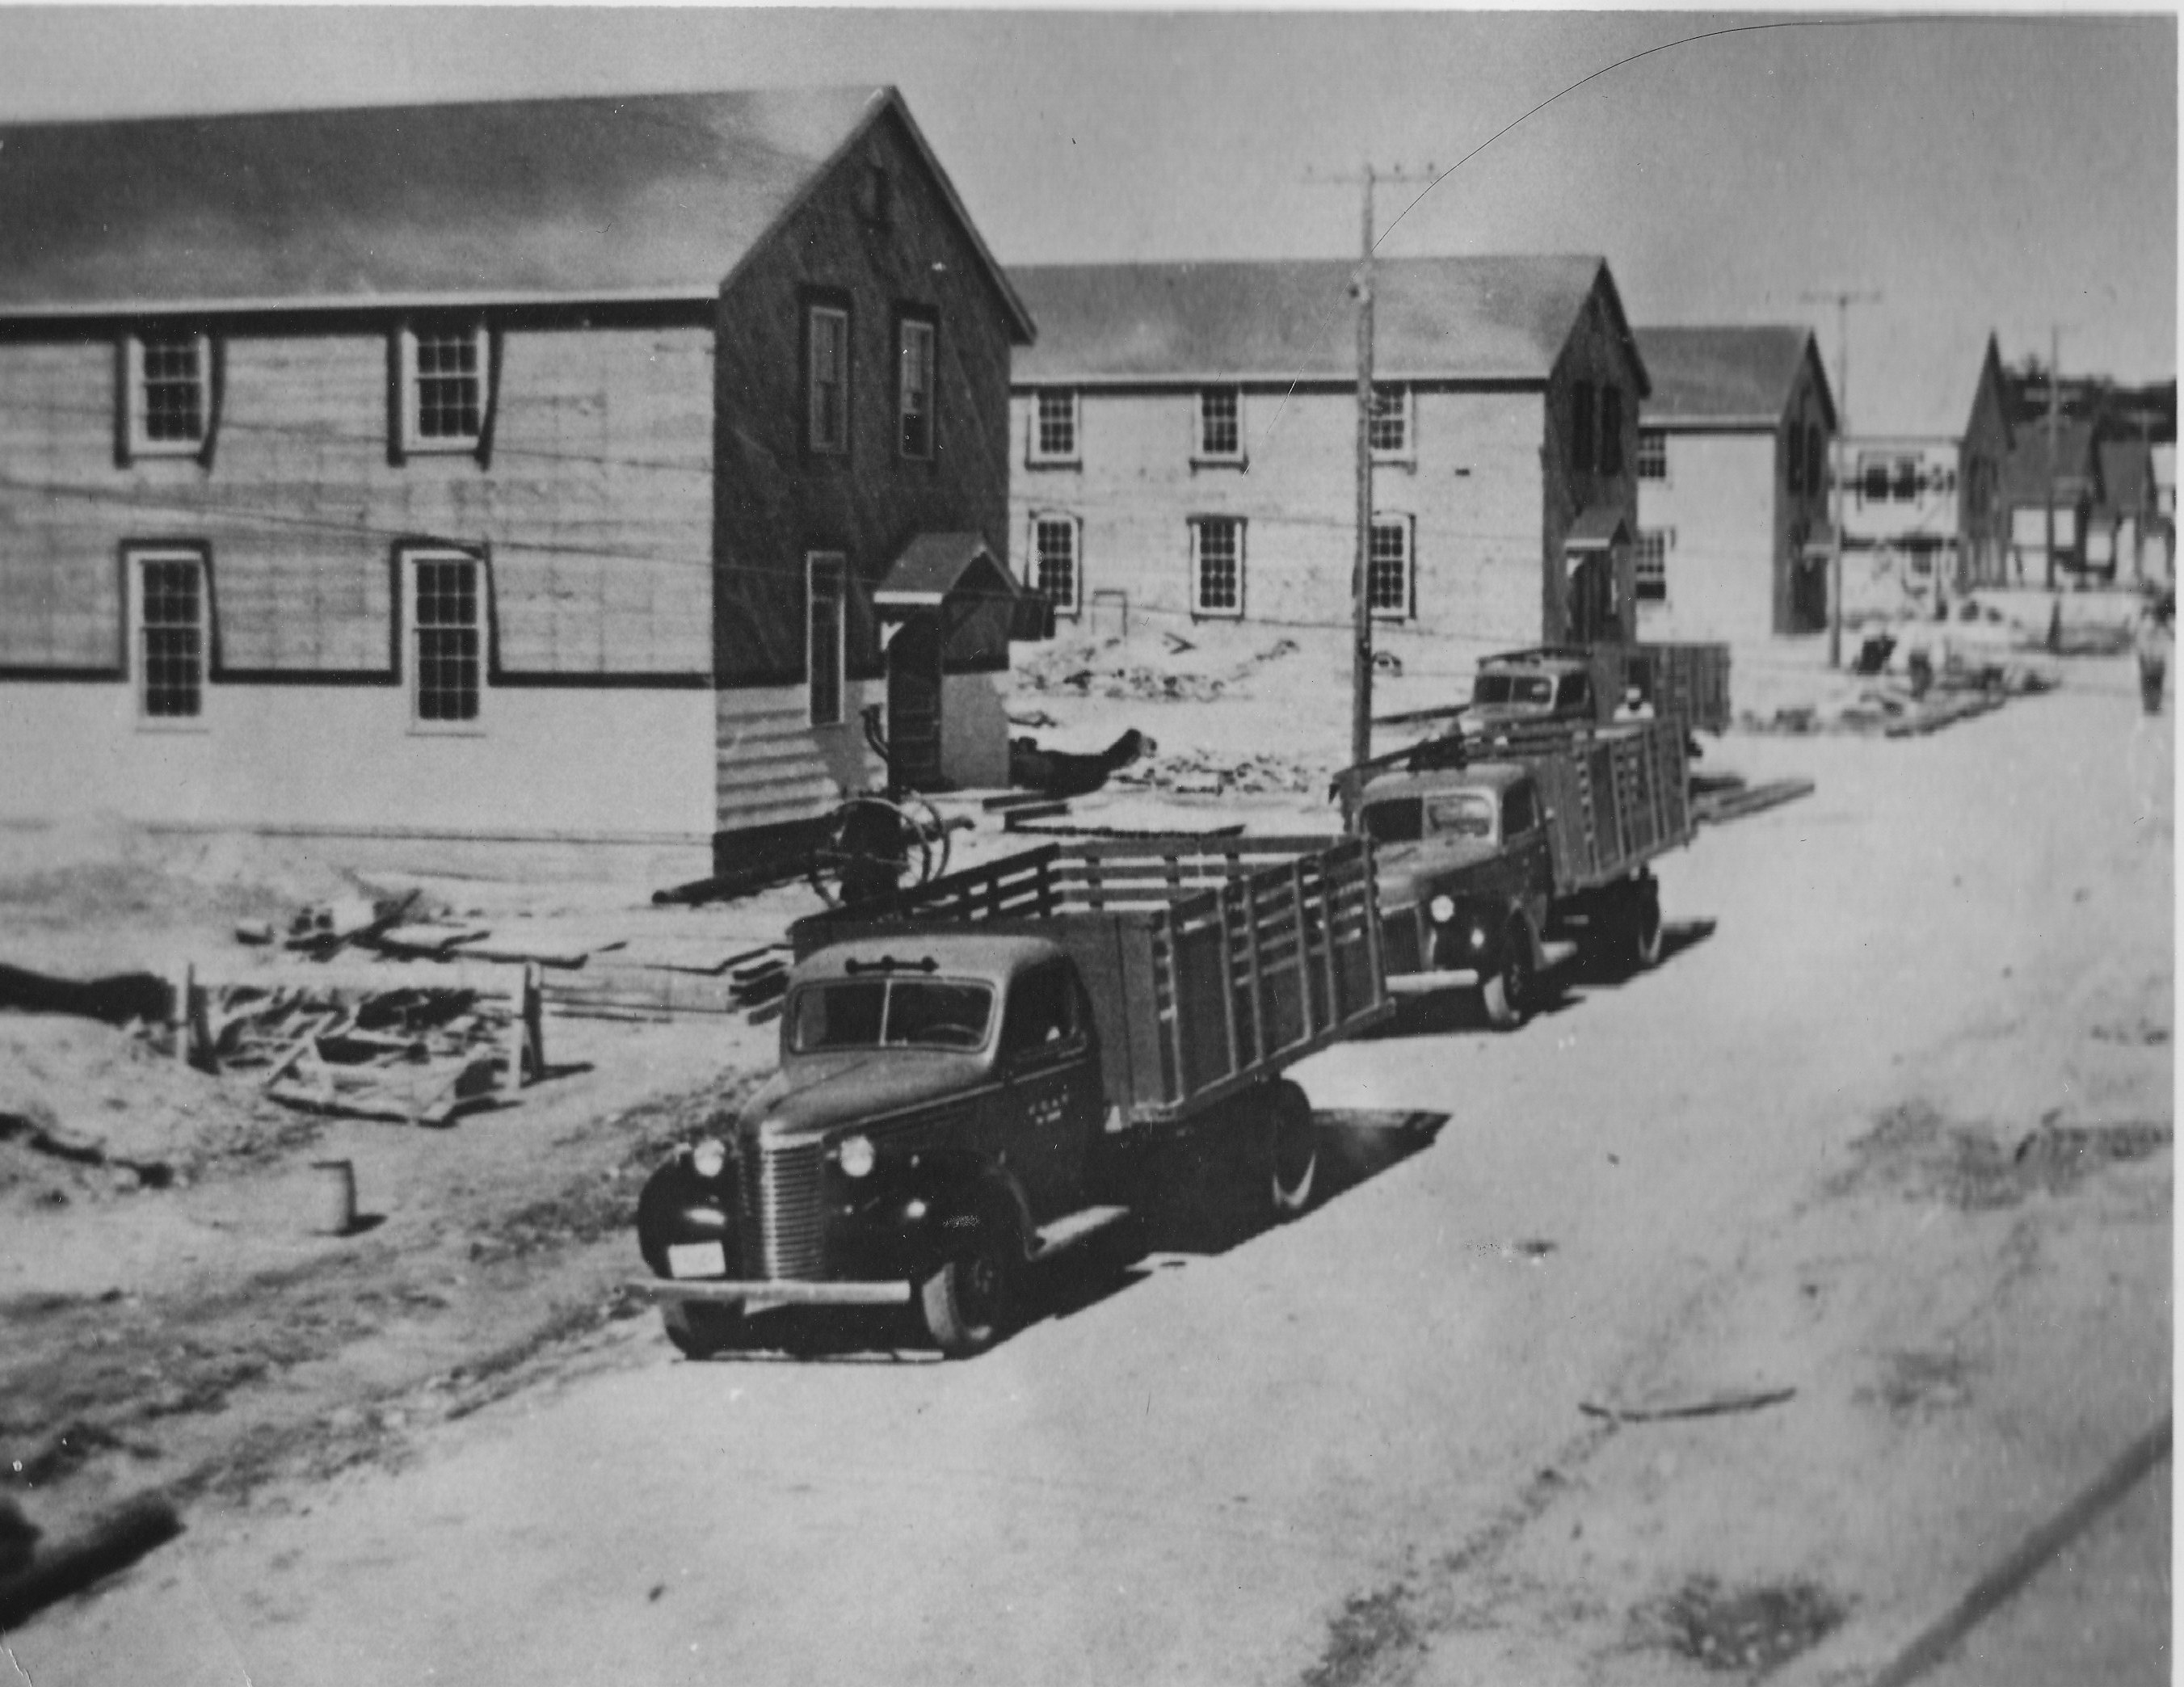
[1579,1386,1796,1424]
[982,790,1061,811]
[1694,779,1816,827]
[1010,822,1249,841]
[1004,801,1071,829]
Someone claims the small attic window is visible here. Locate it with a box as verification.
[859,163,892,228]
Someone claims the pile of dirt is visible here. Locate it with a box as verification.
[1015,634,1302,705]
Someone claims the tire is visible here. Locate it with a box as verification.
[1628,880,1664,970]
[1480,919,1534,1030]
[661,1302,743,1361]
[919,1206,1023,1360]
[1266,1079,1319,1219]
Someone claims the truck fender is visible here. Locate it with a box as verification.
[856,1153,1032,1283]
[634,1153,739,1279]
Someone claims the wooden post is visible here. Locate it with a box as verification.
[168,961,194,1068]
[503,963,542,1092]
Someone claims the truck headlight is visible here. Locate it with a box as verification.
[836,1134,876,1179]
[690,1138,729,1180]
[1429,895,1456,923]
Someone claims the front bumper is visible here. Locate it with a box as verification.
[629,1277,913,1310]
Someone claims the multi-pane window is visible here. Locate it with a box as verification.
[1191,517,1244,616]
[1860,457,1891,505]
[898,318,936,460]
[410,327,486,446]
[135,553,205,720]
[1892,457,1918,502]
[1369,385,1410,457]
[410,553,482,725]
[1031,390,1078,462]
[1570,381,1597,473]
[807,553,846,727]
[133,334,210,451]
[808,305,849,453]
[1368,517,1412,620]
[1635,530,1670,603]
[1031,516,1081,615]
[1198,388,1242,460]
[1600,387,1624,476]
[1635,428,1667,481]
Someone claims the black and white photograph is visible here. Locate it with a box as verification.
[0,7,2173,1684]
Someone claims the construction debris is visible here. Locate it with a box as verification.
[1579,1386,1796,1423]
[1109,747,1321,797]
[1008,728,1154,798]
[1692,777,1817,827]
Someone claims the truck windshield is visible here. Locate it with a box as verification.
[789,979,996,1053]
[1359,797,1422,843]
[1473,673,1553,706]
[1424,793,1496,838]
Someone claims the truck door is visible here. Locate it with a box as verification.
[996,961,1103,1222]
[1501,780,1555,909]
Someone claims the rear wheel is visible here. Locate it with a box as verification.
[1481,919,1534,1030]
[1628,879,1664,970]
[1267,1079,1319,1219]
[920,1206,1023,1359]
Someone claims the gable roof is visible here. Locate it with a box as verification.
[1009,256,1643,390]
[2001,419,2102,505]
[1634,326,1835,431]
[0,86,1033,338]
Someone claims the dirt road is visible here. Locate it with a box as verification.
[6,667,2169,1686]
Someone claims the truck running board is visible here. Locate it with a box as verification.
[1029,1205,1133,1262]
[630,1279,914,1308]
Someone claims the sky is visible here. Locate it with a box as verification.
[0,6,2172,435]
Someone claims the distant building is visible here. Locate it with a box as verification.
[0,89,1044,870]
[2001,419,2103,583]
[1008,256,1649,652]
[1956,335,2015,588]
[1839,435,1959,615]
[1631,326,1837,641]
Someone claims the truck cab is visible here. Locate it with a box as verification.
[1356,763,1555,1020]
[636,935,1134,1359]
[1467,646,1622,727]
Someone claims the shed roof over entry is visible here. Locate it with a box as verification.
[876,534,1054,644]
[1563,507,1632,552]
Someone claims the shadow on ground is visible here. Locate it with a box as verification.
[1366,918,1718,1038]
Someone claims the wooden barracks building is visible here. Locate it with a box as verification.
[0,87,1045,872]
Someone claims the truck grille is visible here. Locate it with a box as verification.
[742,1140,827,1281]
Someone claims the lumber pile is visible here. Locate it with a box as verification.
[541,949,790,1026]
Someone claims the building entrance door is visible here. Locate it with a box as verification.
[886,612,944,790]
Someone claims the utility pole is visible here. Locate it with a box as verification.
[1311,162,1435,770]
[1803,288,1881,667]
[2044,326,2060,591]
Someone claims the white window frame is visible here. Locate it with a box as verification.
[1189,516,1245,618]
[1635,528,1672,604]
[806,552,847,728]
[1195,388,1244,465]
[1369,384,1412,464]
[1367,514,1414,621]
[1635,427,1668,482]
[808,305,850,455]
[1029,389,1079,465]
[898,317,936,461]
[124,331,213,457]
[402,548,487,734]
[1028,514,1083,616]
[128,547,209,729]
[398,324,489,455]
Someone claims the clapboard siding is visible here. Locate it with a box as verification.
[713,682,882,832]
[0,322,713,676]
[713,102,1016,688]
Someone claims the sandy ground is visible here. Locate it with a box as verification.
[0,634,2170,1686]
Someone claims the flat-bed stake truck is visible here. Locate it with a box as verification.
[631,836,1391,1357]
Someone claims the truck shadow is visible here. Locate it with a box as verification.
[1366,917,1718,1037]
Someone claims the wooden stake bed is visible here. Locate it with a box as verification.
[790,836,1393,1130]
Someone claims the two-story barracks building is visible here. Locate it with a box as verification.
[1005,256,1650,654]
[0,87,1043,875]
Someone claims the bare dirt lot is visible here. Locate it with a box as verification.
[1,631,2170,1687]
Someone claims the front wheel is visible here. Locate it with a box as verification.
[1267,1079,1319,1219]
[920,1210,1023,1359]
[1480,919,1534,1030]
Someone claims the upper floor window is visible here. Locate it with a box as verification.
[1369,384,1411,459]
[1368,516,1414,620]
[1190,516,1244,616]
[807,305,849,454]
[130,548,207,722]
[1787,422,1807,494]
[1599,387,1624,476]
[1030,515,1082,616]
[1570,381,1597,473]
[807,553,846,727]
[1807,427,1825,498]
[399,326,488,453]
[1636,429,1667,480]
[1892,457,1918,502]
[1859,456,1891,505]
[406,550,484,728]
[1197,388,1243,462]
[1030,389,1079,464]
[126,332,212,456]
[898,317,936,461]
